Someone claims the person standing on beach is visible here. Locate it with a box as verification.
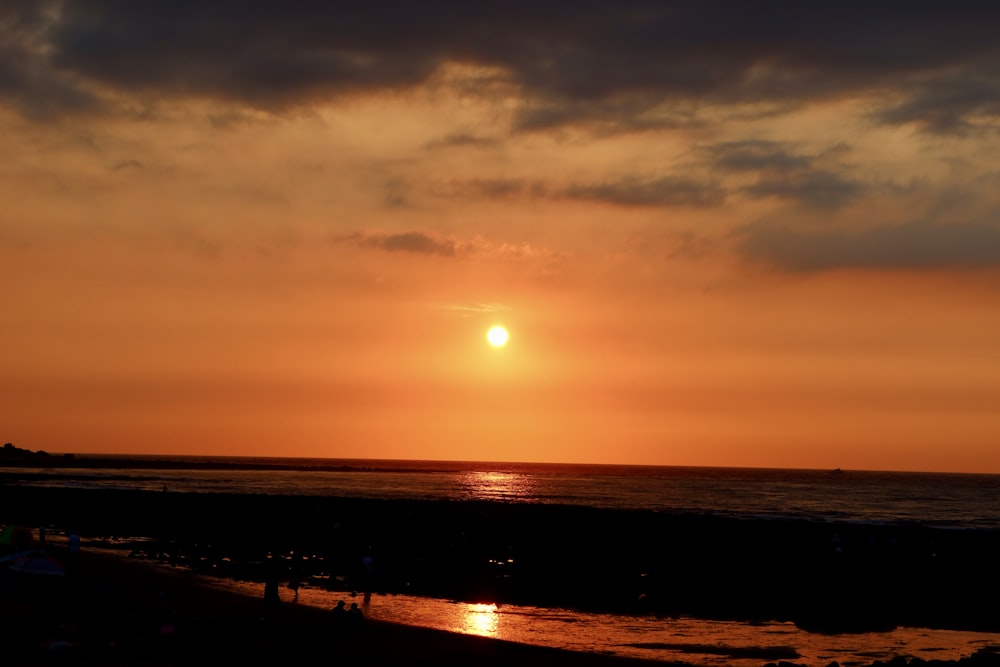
[288,569,300,602]
[361,552,375,603]
[263,556,282,611]
[287,551,302,601]
[264,573,281,610]
[67,532,80,573]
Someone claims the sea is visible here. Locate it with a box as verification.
[9,456,1000,665]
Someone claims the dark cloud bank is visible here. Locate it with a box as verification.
[738,220,1000,272]
[3,1,1000,133]
[6,2,1000,273]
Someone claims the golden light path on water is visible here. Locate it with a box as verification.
[207,577,1000,667]
[463,603,500,637]
[458,471,539,503]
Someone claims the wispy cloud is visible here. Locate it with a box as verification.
[708,140,866,208]
[873,72,1000,135]
[742,170,865,209]
[111,159,143,172]
[342,231,457,257]
[708,140,813,173]
[433,302,512,316]
[441,178,538,200]
[425,133,500,150]
[563,176,725,208]
[339,230,561,263]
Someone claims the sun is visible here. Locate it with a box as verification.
[486,325,509,348]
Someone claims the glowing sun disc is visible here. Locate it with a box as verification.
[486,326,509,347]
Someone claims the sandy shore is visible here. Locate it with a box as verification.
[0,545,696,667]
[6,547,1000,667]
[2,545,668,667]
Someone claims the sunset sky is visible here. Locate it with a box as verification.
[3,2,1000,472]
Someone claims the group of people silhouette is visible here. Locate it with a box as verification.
[330,599,364,627]
[260,553,366,634]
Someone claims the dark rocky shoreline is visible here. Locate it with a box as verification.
[4,481,1000,636]
[0,443,453,473]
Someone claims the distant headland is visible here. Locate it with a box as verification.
[0,443,364,473]
[1,442,74,462]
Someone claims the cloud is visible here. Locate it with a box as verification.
[708,141,865,208]
[564,176,725,208]
[341,229,562,263]
[435,302,512,315]
[112,159,143,172]
[737,219,1000,272]
[426,133,500,150]
[3,2,999,132]
[708,140,813,173]
[438,178,543,200]
[343,231,457,257]
[439,174,721,208]
[0,3,101,119]
[873,72,1000,135]
[742,170,866,209]
[512,98,701,134]
[382,179,411,209]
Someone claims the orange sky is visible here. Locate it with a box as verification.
[3,3,1000,472]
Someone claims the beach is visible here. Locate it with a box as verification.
[3,542,674,667]
[4,483,1000,633]
[4,464,1000,665]
[4,537,1000,667]
[3,540,999,667]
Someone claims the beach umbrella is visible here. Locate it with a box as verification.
[8,553,65,576]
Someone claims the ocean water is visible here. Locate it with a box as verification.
[11,457,1000,664]
[16,456,1000,529]
[189,575,998,667]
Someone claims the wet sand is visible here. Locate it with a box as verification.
[2,546,665,666]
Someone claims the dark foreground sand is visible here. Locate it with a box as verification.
[6,548,1000,667]
[2,546,665,667]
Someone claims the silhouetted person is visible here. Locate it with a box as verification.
[361,552,375,602]
[264,576,281,610]
[287,552,302,601]
[329,599,347,638]
[67,532,81,573]
[346,602,364,629]
[288,573,300,601]
[263,558,282,611]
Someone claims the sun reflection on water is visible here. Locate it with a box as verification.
[200,575,1000,667]
[460,602,500,638]
[459,471,537,502]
